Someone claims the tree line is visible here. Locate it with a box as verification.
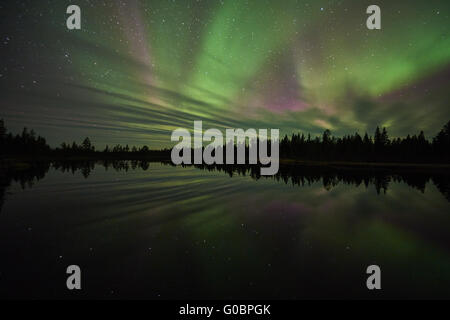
[58,137,170,155]
[0,119,170,158]
[1,118,450,163]
[279,121,450,162]
[0,120,51,155]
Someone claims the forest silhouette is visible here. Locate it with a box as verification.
[1,118,450,163]
[4,117,450,212]
[2,114,450,213]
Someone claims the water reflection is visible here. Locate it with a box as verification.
[1,161,450,299]
[1,160,450,209]
[193,163,450,200]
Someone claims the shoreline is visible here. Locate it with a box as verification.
[279,159,450,170]
[1,155,450,172]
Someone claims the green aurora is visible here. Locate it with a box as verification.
[1,0,450,148]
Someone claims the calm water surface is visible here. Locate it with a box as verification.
[1,162,450,299]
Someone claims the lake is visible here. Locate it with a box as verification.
[1,161,450,299]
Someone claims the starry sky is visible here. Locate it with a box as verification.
[1,0,450,148]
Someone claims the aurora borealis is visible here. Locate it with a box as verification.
[1,0,450,148]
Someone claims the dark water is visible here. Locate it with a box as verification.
[1,161,450,299]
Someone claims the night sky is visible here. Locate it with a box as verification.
[1,0,450,148]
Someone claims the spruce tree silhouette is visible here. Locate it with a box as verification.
[1,119,450,163]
